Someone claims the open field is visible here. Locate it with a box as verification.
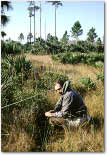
[24,54,104,152]
[1,53,104,152]
[24,53,100,81]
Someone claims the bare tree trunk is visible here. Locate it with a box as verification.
[34,8,35,43]
[55,4,56,37]
[45,18,46,41]
[40,1,41,41]
[30,16,31,44]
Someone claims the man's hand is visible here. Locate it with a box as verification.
[45,111,52,117]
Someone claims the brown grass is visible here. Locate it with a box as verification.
[2,54,104,152]
[24,53,100,81]
[2,128,35,152]
[25,54,103,152]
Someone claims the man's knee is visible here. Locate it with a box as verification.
[49,117,65,126]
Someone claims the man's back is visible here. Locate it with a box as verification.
[53,88,87,119]
[64,89,87,119]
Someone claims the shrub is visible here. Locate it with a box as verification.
[23,43,33,52]
[31,36,64,55]
[31,41,46,55]
[14,56,32,77]
[80,76,96,90]
[1,91,53,151]
[1,61,41,109]
[95,45,104,53]
[70,41,104,53]
[52,52,104,65]
[2,55,32,86]
[51,55,59,61]
[71,43,86,53]
[1,55,33,108]
[1,40,22,56]
[36,71,69,90]
[96,69,104,83]
[95,61,104,68]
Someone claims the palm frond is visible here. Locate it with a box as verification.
[1,31,7,38]
[1,15,10,26]
[1,1,13,11]
[47,1,63,6]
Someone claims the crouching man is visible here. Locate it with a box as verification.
[45,79,91,128]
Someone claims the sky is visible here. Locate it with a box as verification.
[2,0,104,43]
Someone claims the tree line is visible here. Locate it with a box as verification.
[1,1,104,56]
[1,1,104,44]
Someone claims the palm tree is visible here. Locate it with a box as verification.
[47,1,63,37]
[1,31,6,40]
[27,33,33,44]
[1,1,13,26]
[28,1,40,43]
[28,6,33,44]
[33,4,40,43]
[18,33,24,43]
[40,1,42,41]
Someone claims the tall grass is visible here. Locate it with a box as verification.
[1,54,104,152]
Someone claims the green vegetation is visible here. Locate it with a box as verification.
[80,76,96,90]
[1,1,13,26]
[1,1,104,152]
[87,27,98,43]
[1,40,22,57]
[96,69,104,83]
[1,55,69,151]
[70,20,83,40]
[52,52,104,65]
[1,54,104,152]
[39,71,68,90]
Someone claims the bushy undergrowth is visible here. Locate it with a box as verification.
[38,71,68,90]
[2,55,32,82]
[52,52,104,65]
[31,37,64,55]
[31,41,104,55]
[96,69,104,83]
[1,40,22,57]
[2,36,104,57]
[1,55,32,107]
[80,76,96,90]
[1,91,53,152]
[25,37,104,55]
[1,55,69,152]
[70,41,104,53]
[1,53,104,152]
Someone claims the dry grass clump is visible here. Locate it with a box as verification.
[84,80,104,119]
[2,128,35,152]
[45,122,104,152]
[1,108,36,152]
